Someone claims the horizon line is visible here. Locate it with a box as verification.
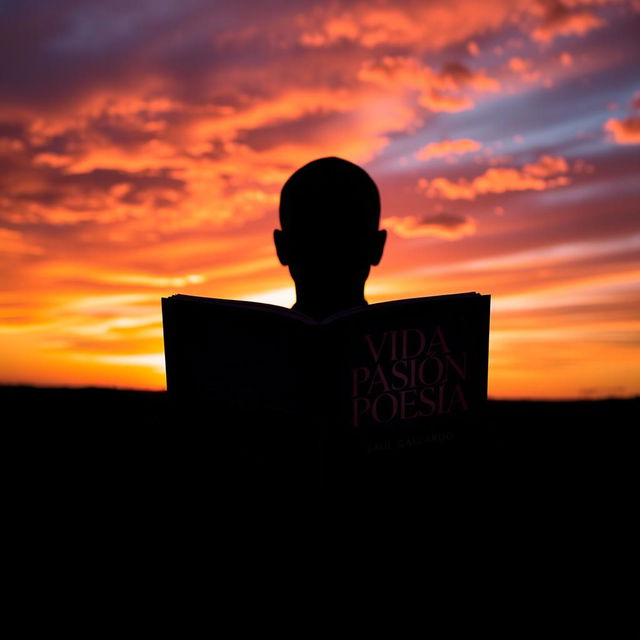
[1,382,637,404]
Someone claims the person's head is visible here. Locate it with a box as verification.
[273,157,386,314]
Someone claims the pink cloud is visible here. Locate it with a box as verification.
[523,155,569,176]
[420,155,572,200]
[298,2,517,52]
[604,91,640,144]
[418,92,474,112]
[605,117,640,144]
[560,52,574,66]
[438,62,500,92]
[358,56,499,113]
[415,138,482,160]
[384,213,477,240]
[296,0,615,51]
[508,56,541,83]
[530,0,604,42]
[509,57,532,73]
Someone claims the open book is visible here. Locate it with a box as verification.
[162,292,490,461]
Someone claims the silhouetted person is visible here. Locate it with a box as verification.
[274,157,387,321]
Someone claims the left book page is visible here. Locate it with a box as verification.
[162,295,313,420]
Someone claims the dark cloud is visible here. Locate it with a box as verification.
[0,153,186,222]
[440,62,474,86]
[236,111,347,152]
[0,0,328,115]
[419,212,471,228]
[0,0,151,112]
[531,0,604,42]
[384,211,477,239]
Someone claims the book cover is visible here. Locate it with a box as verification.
[162,292,491,463]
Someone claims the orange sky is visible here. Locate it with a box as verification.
[1,0,639,399]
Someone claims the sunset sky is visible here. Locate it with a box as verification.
[1,0,639,398]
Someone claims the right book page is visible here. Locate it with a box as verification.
[317,293,491,458]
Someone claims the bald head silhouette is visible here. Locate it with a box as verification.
[274,157,386,320]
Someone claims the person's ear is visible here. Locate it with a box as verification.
[370,229,387,266]
[273,229,288,266]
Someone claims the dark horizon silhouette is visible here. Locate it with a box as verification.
[274,157,387,321]
[5,382,635,511]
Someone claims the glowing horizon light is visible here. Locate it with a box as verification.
[243,287,296,308]
[83,353,166,374]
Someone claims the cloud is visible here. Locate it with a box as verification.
[0,228,42,255]
[438,61,500,92]
[418,93,474,112]
[296,1,615,53]
[0,30,436,230]
[530,0,605,42]
[509,57,532,73]
[415,138,482,160]
[1,81,405,230]
[384,212,477,240]
[358,56,499,113]
[298,1,517,52]
[560,52,574,66]
[0,153,188,227]
[604,117,640,144]
[508,56,541,83]
[523,155,569,176]
[420,155,572,200]
[604,92,640,144]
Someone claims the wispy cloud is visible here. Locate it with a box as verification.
[528,0,611,43]
[384,212,477,239]
[419,155,571,200]
[415,138,483,161]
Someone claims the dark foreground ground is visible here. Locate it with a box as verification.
[4,384,635,591]
[4,385,637,530]
[4,384,636,444]
[3,384,633,606]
